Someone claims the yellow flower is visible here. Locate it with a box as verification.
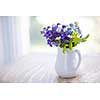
[72,32,77,37]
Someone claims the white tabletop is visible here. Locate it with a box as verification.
[1,52,100,83]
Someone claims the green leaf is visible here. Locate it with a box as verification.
[69,42,72,50]
[81,39,87,42]
[80,34,89,42]
[84,34,90,40]
[72,37,81,43]
[72,34,89,44]
[69,39,73,50]
[65,44,69,47]
[62,46,66,54]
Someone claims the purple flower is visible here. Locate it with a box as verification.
[65,35,70,39]
[47,39,52,47]
[57,23,61,26]
[44,31,52,38]
[60,38,64,43]
[40,22,83,48]
[49,36,54,41]
[53,41,59,46]
[52,24,58,31]
[47,26,51,29]
[62,25,66,28]
[40,27,46,34]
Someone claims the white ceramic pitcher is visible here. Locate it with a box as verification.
[55,47,81,78]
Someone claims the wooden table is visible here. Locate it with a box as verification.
[1,52,100,83]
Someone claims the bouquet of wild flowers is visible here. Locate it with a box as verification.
[40,22,89,53]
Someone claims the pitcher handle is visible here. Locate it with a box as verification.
[74,50,81,70]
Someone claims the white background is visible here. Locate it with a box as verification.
[0,84,100,100]
[0,0,100,100]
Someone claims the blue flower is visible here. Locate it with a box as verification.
[78,28,81,34]
[69,23,74,27]
[66,28,72,35]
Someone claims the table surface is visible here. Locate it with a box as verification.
[0,52,100,83]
